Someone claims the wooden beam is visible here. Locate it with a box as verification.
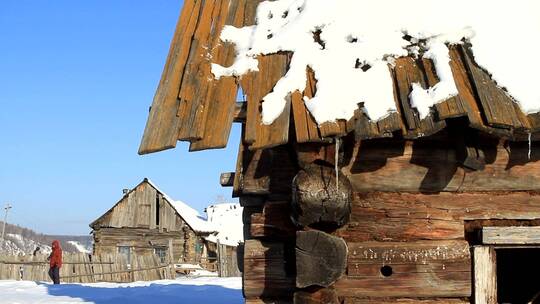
[336,240,471,298]
[337,192,540,243]
[473,246,497,304]
[250,201,296,239]
[243,240,295,299]
[343,140,540,193]
[220,172,235,187]
[292,166,352,228]
[296,231,347,289]
[482,226,540,245]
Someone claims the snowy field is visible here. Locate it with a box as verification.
[0,277,242,304]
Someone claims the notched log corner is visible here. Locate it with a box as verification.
[292,166,352,229]
[296,230,348,289]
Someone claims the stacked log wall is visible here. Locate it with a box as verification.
[93,227,187,262]
[239,136,540,303]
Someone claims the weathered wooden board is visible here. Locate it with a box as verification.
[241,148,273,195]
[351,192,540,222]
[188,0,247,150]
[392,57,446,137]
[354,108,383,140]
[344,139,540,192]
[335,241,471,298]
[433,46,484,130]
[243,240,295,299]
[337,191,540,243]
[482,226,540,245]
[473,246,497,304]
[242,54,291,150]
[337,215,464,243]
[240,0,290,148]
[139,0,202,154]
[177,0,232,141]
[291,70,322,143]
[462,47,529,130]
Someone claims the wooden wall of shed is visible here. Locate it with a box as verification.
[239,136,540,303]
[93,227,205,264]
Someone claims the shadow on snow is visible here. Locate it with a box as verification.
[43,282,242,304]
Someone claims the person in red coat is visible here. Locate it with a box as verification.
[47,240,62,284]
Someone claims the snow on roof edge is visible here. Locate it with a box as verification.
[145,179,216,234]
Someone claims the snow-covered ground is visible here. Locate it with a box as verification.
[0,277,242,304]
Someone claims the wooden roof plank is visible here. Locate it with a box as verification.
[177,0,229,141]
[446,46,485,128]
[189,0,247,151]
[138,0,201,154]
[355,108,382,140]
[462,47,525,130]
[241,0,264,145]
[376,112,403,136]
[319,121,348,138]
[302,68,347,139]
[291,70,322,143]
[423,57,467,120]
[241,54,291,150]
[393,57,446,138]
[393,57,421,131]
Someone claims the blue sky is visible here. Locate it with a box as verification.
[0,0,241,235]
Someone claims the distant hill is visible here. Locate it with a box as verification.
[0,221,92,255]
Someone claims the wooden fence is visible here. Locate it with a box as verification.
[216,242,241,278]
[0,253,175,283]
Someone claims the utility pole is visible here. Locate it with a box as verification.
[1,203,12,245]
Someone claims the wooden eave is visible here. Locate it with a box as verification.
[139,0,540,156]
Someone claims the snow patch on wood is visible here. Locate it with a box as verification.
[212,0,540,124]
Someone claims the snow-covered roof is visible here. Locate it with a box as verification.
[214,0,540,124]
[145,179,216,234]
[139,0,540,155]
[203,203,243,247]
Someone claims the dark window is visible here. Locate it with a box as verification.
[497,248,540,303]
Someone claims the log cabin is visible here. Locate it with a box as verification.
[138,1,540,303]
[90,179,215,265]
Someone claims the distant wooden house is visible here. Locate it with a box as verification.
[138,0,540,303]
[90,179,215,265]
